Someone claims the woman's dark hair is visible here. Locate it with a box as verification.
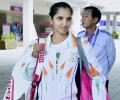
[84,6,101,23]
[49,2,73,19]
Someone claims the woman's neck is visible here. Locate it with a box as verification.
[86,26,96,37]
[51,32,68,44]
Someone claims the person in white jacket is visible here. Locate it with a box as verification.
[27,2,79,100]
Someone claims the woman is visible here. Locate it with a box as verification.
[27,2,79,100]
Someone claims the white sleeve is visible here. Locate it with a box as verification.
[21,40,37,81]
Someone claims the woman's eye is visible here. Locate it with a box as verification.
[67,17,71,21]
[57,17,63,20]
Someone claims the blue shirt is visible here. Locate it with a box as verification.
[77,27,116,78]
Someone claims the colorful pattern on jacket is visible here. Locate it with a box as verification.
[28,33,79,100]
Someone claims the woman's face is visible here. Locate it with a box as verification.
[49,7,72,35]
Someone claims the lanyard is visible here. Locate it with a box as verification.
[86,29,99,46]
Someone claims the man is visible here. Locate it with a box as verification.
[78,6,116,90]
[78,6,116,78]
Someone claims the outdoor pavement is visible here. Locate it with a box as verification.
[108,39,120,100]
[0,39,120,100]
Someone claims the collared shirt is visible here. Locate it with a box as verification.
[77,27,116,78]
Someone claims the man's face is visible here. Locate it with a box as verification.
[82,10,96,29]
[49,8,72,35]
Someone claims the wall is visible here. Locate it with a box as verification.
[33,1,51,15]
[0,0,10,11]
[0,0,50,15]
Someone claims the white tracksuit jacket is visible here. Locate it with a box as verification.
[26,32,79,100]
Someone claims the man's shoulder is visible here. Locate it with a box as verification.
[99,29,111,36]
[98,29,114,42]
[77,30,85,37]
[78,30,85,34]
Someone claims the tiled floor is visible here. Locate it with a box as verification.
[0,40,120,100]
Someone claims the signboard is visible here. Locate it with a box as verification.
[10,5,23,12]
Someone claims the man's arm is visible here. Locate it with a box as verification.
[105,36,116,72]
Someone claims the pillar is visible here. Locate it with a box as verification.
[106,14,110,31]
[23,0,37,47]
[112,14,117,32]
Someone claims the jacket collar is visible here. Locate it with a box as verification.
[45,31,77,49]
